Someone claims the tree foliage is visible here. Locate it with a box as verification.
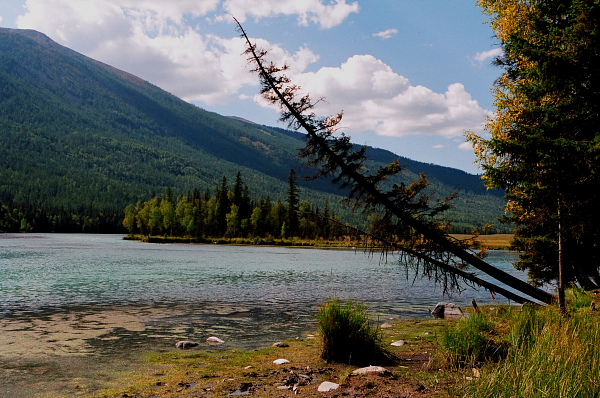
[235,18,555,304]
[122,173,348,241]
[471,0,600,289]
[0,27,511,235]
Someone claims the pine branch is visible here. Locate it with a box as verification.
[235,18,555,305]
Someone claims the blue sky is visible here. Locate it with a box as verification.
[0,1,503,174]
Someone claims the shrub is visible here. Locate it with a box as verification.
[317,298,395,366]
[567,287,592,310]
[439,313,508,368]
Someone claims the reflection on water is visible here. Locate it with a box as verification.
[0,233,527,397]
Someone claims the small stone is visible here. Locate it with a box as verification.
[273,341,289,348]
[273,358,290,365]
[380,322,393,328]
[227,390,250,396]
[175,341,199,349]
[206,336,225,344]
[352,366,391,375]
[391,340,405,346]
[318,381,340,392]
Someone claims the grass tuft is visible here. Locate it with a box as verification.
[438,313,508,368]
[317,298,396,366]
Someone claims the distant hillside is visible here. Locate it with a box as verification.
[0,27,509,233]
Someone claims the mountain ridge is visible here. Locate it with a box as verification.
[0,27,507,233]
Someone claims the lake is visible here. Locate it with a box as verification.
[0,233,529,396]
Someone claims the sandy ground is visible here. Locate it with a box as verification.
[0,306,190,397]
[0,302,313,397]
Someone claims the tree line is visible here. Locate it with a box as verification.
[0,201,125,233]
[122,170,351,241]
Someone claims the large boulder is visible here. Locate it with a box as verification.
[431,302,463,319]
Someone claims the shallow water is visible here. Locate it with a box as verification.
[0,233,526,397]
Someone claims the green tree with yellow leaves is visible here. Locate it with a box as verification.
[470,0,600,293]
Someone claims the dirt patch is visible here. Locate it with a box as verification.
[89,317,456,398]
[0,305,188,398]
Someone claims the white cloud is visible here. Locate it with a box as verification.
[17,0,221,49]
[372,28,397,40]
[472,47,503,65]
[285,55,491,138]
[0,15,4,24]
[15,0,322,106]
[17,0,130,52]
[433,144,445,149]
[458,141,474,151]
[222,0,360,28]
[13,0,490,142]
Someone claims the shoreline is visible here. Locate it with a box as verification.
[124,233,514,250]
[0,302,450,398]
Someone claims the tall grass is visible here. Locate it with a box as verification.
[317,298,395,366]
[438,313,508,368]
[453,293,600,398]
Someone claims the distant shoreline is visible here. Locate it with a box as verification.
[124,233,514,250]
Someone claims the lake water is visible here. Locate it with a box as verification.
[0,233,531,396]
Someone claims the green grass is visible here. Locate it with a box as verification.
[87,316,451,398]
[316,298,396,366]
[440,291,600,398]
[43,290,600,398]
[438,313,508,368]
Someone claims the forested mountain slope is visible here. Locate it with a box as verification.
[0,27,508,233]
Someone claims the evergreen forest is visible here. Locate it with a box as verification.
[0,27,511,236]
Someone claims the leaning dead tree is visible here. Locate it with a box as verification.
[235,19,555,305]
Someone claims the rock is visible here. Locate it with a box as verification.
[390,340,405,346]
[206,336,225,344]
[431,302,463,319]
[352,366,391,376]
[380,322,393,328]
[228,390,250,396]
[273,341,289,348]
[175,340,199,349]
[273,358,290,365]
[317,381,340,392]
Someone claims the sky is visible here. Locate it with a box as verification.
[0,0,504,174]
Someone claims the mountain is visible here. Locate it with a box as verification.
[0,27,508,233]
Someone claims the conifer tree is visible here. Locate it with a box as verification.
[471,0,600,293]
[286,169,300,237]
[235,18,554,304]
